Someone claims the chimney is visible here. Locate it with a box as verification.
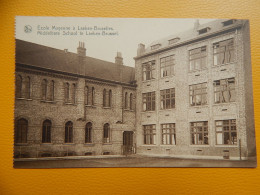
[194,19,200,31]
[115,52,123,65]
[77,41,86,57]
[137,43,145,56]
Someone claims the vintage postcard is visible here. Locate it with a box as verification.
[14,16,256,168]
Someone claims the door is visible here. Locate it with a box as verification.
[123,131,133,155]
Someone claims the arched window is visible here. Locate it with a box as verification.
[85,86,89,105]
[85,122,92,143]
[64,82,69,102]
[65,121,73,143]
[71,83,76,104]
[109,90,112,107]
[41,79,47,100]
[91,87,95,105]
[103,89,106,107]
[15,118,28,143]
[130,93,133,110]
[42,120,51,143]
[16,75,22,98]
[103,123,110,143]
[25,76,31,99]
[124,92,128,109]
[49,80,54,101]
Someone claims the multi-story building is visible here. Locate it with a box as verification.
[14,40,136,158]
[134,19,255,160]
[14,19,255,161]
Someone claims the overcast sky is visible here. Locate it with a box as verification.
[16,17,216,67]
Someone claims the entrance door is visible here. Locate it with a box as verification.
[123,131,133,155]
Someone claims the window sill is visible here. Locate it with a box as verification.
[141,110,156,113]
[26,99,33,101]
[103,143,112,145]
[215,144,238,147]
[212,61,235,67]
[190,144,210,147]
[103,107,112,109]
[16,97,25,100]
[85,104,96,108]
[40,143,53,145]
[63,143,75,145]
[159,108,175,111]
[64,102,76,106]
[15,143,29,146]
[188,68,207,73]
[160,144,176,146]
[84,143,95,146]
[41,100,56,104]
[142,79,156,83]
[160,74,175,79]
[141,144,157,146]
[190,104,208,108]
[213,102,236,106]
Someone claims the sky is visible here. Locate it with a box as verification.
[16,17,216,67]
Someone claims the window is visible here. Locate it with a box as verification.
[85,86,95,106]
[142,92,155,111]
[213,39,234,65]
[216,119,237,145]
[85,86,89,105]
[65,121,73,143]
[142,61,156,81]
[71,83,76,104]
[144,125,156,144]
[15,118,28,143]
[64,82,69,102]
[168,38,180,45]
[151,44,160,50]
[124,92,128,109]
[91,87,95,105]
[223,19,236,26]
[130,93,134,110]
[24,76,31,99]
[214,78,235,103]
[103,89,111,107]
[189,83,207,106]
[49,80,54,101]
[161,123,176,145]
[85,122,92,143]
[190,121,208,145]
[41,79,47,100]
[42,120,51,143]
[160,55,175,77]
[160,88,175,109]
[16,75,22,98]
[103,123,110,143]
[189,46,207,71]
[198,27,210,34]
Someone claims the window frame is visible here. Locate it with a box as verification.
[142,92,156,111]
[160,55,175,77]
[103,123,111,143]
[161,123,176,145]
[189,46,207,71]
[16,75,23,98]
[190,121,209,145]
[65,121,73,143]
[214,78,235,104]
[142,61,156,81]
[189,83,207,106]
[41,79,48,100]
[143,125,156,145]
[215,119,237,145]
[15,118,28,144]
[160,88,175,109]
[42,120,51,143]
[85,122,92,143]
[213,38,234,66]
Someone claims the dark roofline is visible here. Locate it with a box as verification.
[134,23,243,60]
[16,63,137,87]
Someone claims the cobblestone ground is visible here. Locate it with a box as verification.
[14,155,257,168]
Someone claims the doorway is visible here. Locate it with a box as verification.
[123,131,133,155]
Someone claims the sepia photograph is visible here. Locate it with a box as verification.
[14,16,257,168]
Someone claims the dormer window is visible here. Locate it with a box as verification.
[198,27,210,35]
[151,44,161,50]
[222,19,236,27]
[168,38,180,45]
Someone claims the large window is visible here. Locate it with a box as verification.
[160,55,175,77]
[42,120,51,143]
[15,118,28,143]
[214,78,235,103]
[85,86,95,106]
[16,75,22,98]
[24,76,31,99]
[142,92,155,111]
[41,79,47,100]
[71,83,76,104]
[213,39,234,65]
[65,121,73,143]
[64,82,70,102]
[189,46,207,71]
[142,61,156,81]
[85,122,92,143]
[190,121,208,145]
[160,88,175,109]
[103,89,112,108]
[130,93,134,110]
[103,123,110,143]
[216,119,237,145]
[124,92,128,109]
[189,83,207,106]
[49,80,54,101]
[161,123,176,145]
[144,125,156,145]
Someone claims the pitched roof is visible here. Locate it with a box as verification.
[143,19,245,55]
[16,39,135,84]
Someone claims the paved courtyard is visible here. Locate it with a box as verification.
[14,155,257,168]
